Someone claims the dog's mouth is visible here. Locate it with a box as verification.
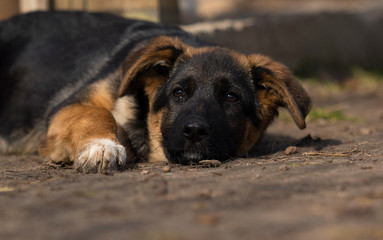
[165,146,230,165]
[163,138,234,165]
[162,119,235,165]
[166,150,207,165]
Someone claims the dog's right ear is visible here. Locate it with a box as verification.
[118,36,186,99]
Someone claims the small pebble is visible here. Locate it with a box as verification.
[197,189,212,199]
[285,146,297,155]
[162,166,171,173]
[317,119,328,126]
[211,172,223,176]
[196,214,220,226]
[198,160,221,167]
[360,165,373,170]
[360,128,372,135]
[279,165,290,171]
[341,126,350,132]
[141,169,149,175]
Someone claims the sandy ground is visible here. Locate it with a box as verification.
[0,80,382,240]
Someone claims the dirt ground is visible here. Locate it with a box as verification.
[0,78,382,240]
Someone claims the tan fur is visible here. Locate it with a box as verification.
[83,80,115,110]
[111,96,137,130]
[144,76,167,103]
[39,104,120,163]
[256,89,281,130]
[145,76,168,162]
[147,111,167,162]
[237,120,263,157]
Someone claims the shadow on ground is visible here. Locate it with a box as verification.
[250,133,342,157]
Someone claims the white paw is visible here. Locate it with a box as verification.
[75,139,127,173]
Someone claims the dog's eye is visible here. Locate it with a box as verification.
[173,88,185,99]
[225,92,239,103]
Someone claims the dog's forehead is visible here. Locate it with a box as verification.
[189,47,249,68]
[174,47,251,83]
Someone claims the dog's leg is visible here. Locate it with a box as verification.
[39,104,127,173]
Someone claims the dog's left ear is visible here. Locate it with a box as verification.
[118,36,185,98]
[248,54,312,129]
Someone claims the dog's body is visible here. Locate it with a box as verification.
[0,12,311,173]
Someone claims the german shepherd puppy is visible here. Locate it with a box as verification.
[0,12,311,173]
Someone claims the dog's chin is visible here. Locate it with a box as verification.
[166,151,205,165]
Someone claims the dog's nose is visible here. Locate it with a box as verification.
[182,120,209,142]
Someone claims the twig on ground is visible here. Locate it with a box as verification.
[302,152,350,157]
[303,145,361,157]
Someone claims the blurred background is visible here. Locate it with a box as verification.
[1,0,383,79]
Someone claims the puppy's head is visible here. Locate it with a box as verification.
[119,37,311,164]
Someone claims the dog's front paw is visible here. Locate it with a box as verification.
[75,139,127,173]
